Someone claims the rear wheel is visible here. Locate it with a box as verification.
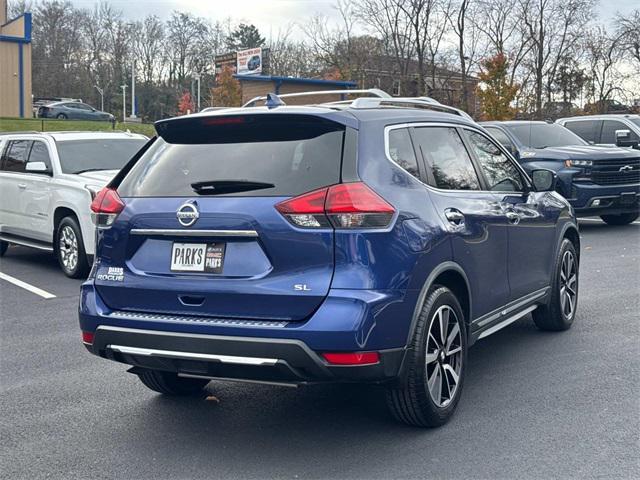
[600,213,639,226]
[56,216,90,278]
[533,238,578,331]
[56,113,67,119]
[386,286,466,427]
[0,240,8,257]
[137,370,209,396]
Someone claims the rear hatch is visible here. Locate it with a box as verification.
[94,113,347,322]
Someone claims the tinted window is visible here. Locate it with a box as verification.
[413,127,480,190]
[466,131,524,192]
[601,120,639,144]
[506,123,587,148]
[563,120,599,143]
[2,140,32,173]
[118,123,345,198]
[630,118,640,129]
[388,128,420,179]
[28,141,52,171]
[57,139,147,174]
[485,127,515,151]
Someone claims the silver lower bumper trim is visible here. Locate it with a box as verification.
[108,344,279,366]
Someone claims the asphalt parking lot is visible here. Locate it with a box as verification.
[1,218,638,480]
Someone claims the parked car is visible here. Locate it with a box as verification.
[543,101,579,119]
[482,121,640,225]
[584,99,631,114]
[38,101,115,122]
[557,114,640,150]
[0,131,148,277]
[80,92,580,428]
[247,55,261,71]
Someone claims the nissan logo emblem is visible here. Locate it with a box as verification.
[176,202,199,227]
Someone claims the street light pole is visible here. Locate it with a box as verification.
[131,60,137,119]
[121,85,127,122]
[95,85,104,112]
[195,74,201,112]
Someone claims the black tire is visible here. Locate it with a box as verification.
[137,369,209,396]
[600,212,639,226]
[56,113,67,119]
[386,286,467,428]
[532,238,579,331]
[0,240,8,257]
[55,216,90,278]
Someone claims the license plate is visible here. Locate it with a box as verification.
[170,242,226,273]
[620,192,636,205]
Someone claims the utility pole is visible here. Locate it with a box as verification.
[95,85,104,112]
[195,74,201,112]
[121,85,127,122]
[130,60,137,119]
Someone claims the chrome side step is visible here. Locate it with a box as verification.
[477,305,538,340]
[0,233,53,252]
[108,344,279,366]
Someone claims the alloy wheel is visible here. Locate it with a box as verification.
[559,250,577,319]
[59,225,78,273]
[425,305,463,407]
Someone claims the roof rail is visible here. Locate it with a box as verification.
[242,88,391,108]
[349,97,473,120]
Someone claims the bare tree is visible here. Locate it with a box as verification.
[132,15,165,85]
[615,10,640,72]
[584,26,624,111]
[519,0,594,118]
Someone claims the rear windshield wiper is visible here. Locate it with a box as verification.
[191,180,275,195]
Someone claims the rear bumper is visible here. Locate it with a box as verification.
[79,283,416,384]
[568,182,639,216]
[86,326,405,384]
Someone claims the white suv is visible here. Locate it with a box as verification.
[0,131,148,277]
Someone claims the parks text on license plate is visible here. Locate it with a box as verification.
[170,242,225,273]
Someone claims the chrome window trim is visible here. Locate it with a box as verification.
[384,122,532,195]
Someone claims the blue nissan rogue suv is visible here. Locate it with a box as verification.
[80,91,580,427]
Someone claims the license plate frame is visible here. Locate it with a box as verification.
[170,242,226,274]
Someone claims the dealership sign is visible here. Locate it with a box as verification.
[237,47,262,76]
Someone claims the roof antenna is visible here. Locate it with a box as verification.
[265,93,286,109]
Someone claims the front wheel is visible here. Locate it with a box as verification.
[137,370,209,396]
[56,216,90,278]
[600,213,639,226]
[56,113,67,119]
[532,238,578,331]
[386,286,467,427]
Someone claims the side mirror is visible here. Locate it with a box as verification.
[615,129,638,148]
[531,169,556,192]
[25,161,49,174]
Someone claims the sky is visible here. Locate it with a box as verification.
[41,0,640,39]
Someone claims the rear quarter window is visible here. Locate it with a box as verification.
[118,115,346,197]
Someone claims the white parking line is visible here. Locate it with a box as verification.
[0,272,56,299]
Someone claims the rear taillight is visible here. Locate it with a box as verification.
[275,182,395,229]
[90,187,124,228]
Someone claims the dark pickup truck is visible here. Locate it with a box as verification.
[482,121,640,225]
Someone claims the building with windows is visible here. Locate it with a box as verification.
[0,0,32,118]
[234,75,357,106]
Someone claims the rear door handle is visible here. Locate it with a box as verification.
[17,183,27,189]
[444,208,465,225]
[506,211,520,225]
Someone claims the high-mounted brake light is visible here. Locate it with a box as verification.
[275,182,395,229]
[202,116,246,126]
[322,352,380,365]
[90,187,124,228]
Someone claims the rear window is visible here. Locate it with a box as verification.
[57,139,147,174]
[118,115,345,197]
